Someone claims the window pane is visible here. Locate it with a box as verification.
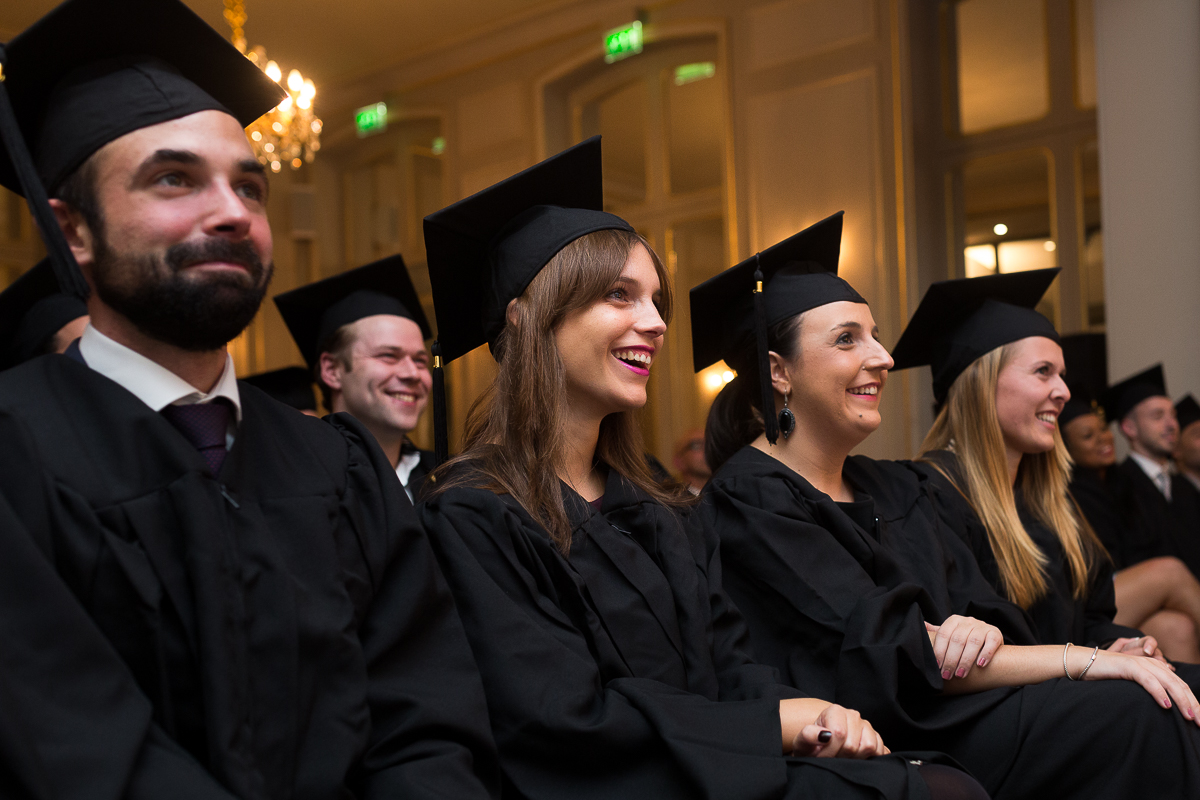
[1074,0,1097,108]
[955,0,1050,133]
[961,148,1059,320]
[1079,139,1104,326]
[665,63,723,195]
[580,80,647,204]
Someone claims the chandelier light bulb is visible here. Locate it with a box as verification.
[227,0,320,171]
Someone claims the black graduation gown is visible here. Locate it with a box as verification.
[1111,457,1200,572]
[699,446,1200,799]
[419,464,944,800]
[911,452,1138,647]
[406,446,437,500]
[1175,475,1200,573]
[0,354,499,800]
[1069,467,1137,568]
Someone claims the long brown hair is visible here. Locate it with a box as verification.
[918,344,1103,608]
[428,228,691,552]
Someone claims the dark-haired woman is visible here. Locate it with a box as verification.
[692,219,1200,799]
[417,143,984,800]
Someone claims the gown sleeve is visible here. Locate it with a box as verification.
[0,411,237,800]
[1080,557,1141,646]
[326,414,501,800]
[693,475,970,743]
[419,486,789,800]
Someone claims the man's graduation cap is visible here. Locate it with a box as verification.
[1176,395,1200,433]
[242,366,318,413]
[0,259,88,370]
[274,254,432,370]
[0,0,285,300]
[689,212,863,443]
[1101,364,1168,423]
[891,269,1060,405]
[422,136,633,462]
[1058,332,1108,428]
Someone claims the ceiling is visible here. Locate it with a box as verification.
[0,0,564,88]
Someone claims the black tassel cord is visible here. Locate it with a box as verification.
[751,255,778,444]
[431,340,448,467]
[0,47,90,300]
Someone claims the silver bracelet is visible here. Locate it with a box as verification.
[1063,642,1074,680]
[1078,645,1100,680]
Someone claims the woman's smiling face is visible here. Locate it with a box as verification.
[994,336,1069,456]
[553,243,667,422]
[783,300,893,446]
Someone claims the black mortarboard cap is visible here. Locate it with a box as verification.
[1060,333,1108,401]
[242,366,317,412]
[689,212,862,443]
[274,254,432,370]
[1101,364,1167,423]
[0,259,88,370]
[1176,395,1200,432]
[0,0,285,299]
[1057,332,1108,428]
[891,269,1061,405]
[423,136,633,364]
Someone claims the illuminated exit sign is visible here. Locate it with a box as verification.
[604,21,643,63]
[355,102,387,137]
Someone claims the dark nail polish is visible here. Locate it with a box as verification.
[818,730,833,743]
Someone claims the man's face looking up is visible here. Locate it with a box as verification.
[54,109,274,351]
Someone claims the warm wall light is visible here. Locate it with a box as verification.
[1043,240,1056,252]
[698,363,737,396]
[993,223,1008,236]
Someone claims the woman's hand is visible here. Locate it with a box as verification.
[791,703,890,759]
[925,615,1004,680]
[1107,635,1172,667]
[1083,647,1200,725]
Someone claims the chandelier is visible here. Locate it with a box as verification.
[223,0,322,172]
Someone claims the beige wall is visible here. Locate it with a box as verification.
[306,0,919,465]
[1094,0,1200,402]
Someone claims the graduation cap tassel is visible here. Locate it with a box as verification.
[752,256,779,445]
[0,47,90,301]
[431,340,449,467]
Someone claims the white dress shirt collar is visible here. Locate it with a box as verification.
[78,324,242,421]
[1129,451,1172,500]
[395,449,422,503]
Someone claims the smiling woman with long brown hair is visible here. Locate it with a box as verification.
[693,224,1200,800]
[417,141,985,800]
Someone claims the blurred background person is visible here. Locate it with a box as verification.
[672,426,711,494]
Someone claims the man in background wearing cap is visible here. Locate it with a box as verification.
[0,259,89,370]
[1103,366,1197,573]
[276,255,435,502]
[0,0,498,798]
[1173,396,1200,552]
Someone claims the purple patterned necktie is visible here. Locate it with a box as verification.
[161,399,233,475]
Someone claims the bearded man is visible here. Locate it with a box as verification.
[0,1,498,798]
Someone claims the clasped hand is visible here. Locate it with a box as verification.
[924,615,1004,681]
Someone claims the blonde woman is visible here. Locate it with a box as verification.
[694,224,1200,800]
[894,271,1199,672]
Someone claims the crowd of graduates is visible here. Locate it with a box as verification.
[3,1,1200,798]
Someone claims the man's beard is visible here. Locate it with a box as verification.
[92,234,272,352]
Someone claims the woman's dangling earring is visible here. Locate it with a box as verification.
[777,391,796,440]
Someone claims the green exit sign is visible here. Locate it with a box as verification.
[604,21,643,63]
[355,102,387,138]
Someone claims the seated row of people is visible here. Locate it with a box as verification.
[2,1,1199,797]
[1057,354,1200,661]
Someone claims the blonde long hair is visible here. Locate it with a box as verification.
[918,344,1102,608]
[427,229,690,552]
